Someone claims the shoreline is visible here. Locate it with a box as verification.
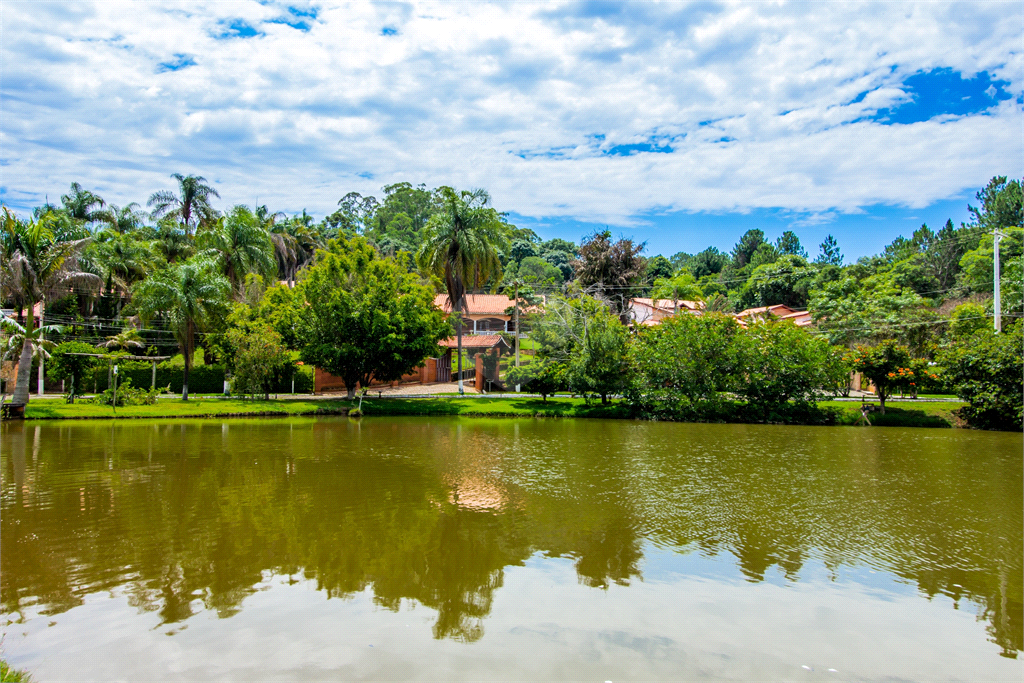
[3,395,976,429]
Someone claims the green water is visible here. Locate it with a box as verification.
[2,417,1021,681]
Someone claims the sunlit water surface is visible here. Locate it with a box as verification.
[2,417,1021,681]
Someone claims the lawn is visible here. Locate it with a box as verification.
[16,394,967,428]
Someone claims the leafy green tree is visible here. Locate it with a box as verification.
[540,238,578,256]
[323,191,379,237]
[133,256,231,400]
[731,229,765,267]
[957,226,1023,297]
[689,246,729,278]
[937,322,1022,430]
[947,302,989,338]
[669,251,692,272]
[228,323,292,400]
[775,231,807,258]
[628,313,743,413]
[644,254,674,282]
[739,254,815,309]
[733,321,848,417]
[299,237,450,399]
[849,340,911,413]
[198,205,277,295]
[1,208,100,406]
[516,256,563,286]
[504,358,566,402]
[572,230,646,322]
[143,218,194,264]
[417,187,508,393]
[526,294,629,403]
[650,271,703,313]
[748,242,779,269]
[508,239,539,263]
[148,173,221,236]
[966,176,1022,235]
[47,341,102,401]
[815,234,844,266]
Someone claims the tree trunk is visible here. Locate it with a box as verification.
[456,313,464,394]
[11,341,33,406]
[346,385,356,400]
[182,361,190,401]
[878,391,886,414]
[11,304,36,406]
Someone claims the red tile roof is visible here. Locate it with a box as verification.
[735,304,797,319]
[438,334,511,350]
[632,297,704,312]
[434,294,515,315]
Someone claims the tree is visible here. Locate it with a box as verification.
[96,203,145,234]
[849,340,911,413]
[60,182,105,223]
[689,246,729,278]
[816,234,844,266]
[88,232,160,312]
[0,316,63,398]
[966,176,1022,235]
[417,187,508,393]
[47,341,102,402]
[628,313,744,414]
[644,255,674,283]
[504,358,566,402]
[529,295,628,403]
[650,271,703,314]
[517,256,563,286]
[198,205,277,295]
[299,237,450,399]
[97,328,146,352]
[731,229,765,267]
[1,208,101,407]
[148,173,221,236]
[572,230,646,322]
[775,231,807,258]
[733,321,848,417]
[738,255,815,310]
[228,324,292,400]
[323,191,379,237]
[937,322,1022,430]
[133,256,231,400]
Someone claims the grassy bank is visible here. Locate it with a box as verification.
[16,395,967,428]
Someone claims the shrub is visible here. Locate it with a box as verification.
[937,322,1023,431]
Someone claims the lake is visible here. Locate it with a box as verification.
[2,417,1021,681]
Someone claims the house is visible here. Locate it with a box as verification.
[433,294,517,333]
[733,304,813,328]
[629,298,704,326]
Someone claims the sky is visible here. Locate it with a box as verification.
[1,1,1021,260]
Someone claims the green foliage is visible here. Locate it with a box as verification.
[689,246,728,278]
[229,324,293,399]
[937,323,1023,430]
[738,254,814,309]
[957,226,1023,297]
[651,271,702,309]
[645,254,674,282]
[85,376,160,407]
[628,312,743,413]
[197,205,277,293]
[815,234,843,266]
[572,231,646,321]
[517,256,563,286]
[732,321,849,416]
[298,236,450,398]
[775,230,807,258]
[528,294,629,402]
[504,358,567,401]
[849,340,912,413]
[0,658,33,682]
[948,302,990,338]
[731,229,765,267]
[47,341,102,399]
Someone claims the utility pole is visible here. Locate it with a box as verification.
[993,229,1003,333]
[514,281,520,393]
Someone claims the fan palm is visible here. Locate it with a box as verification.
[1,208,101,407]
[417,187,508,393]
[148,173,220,236]
[133,256,230,400]
[197,206,277,296]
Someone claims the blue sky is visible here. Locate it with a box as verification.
[1,1,1021,261]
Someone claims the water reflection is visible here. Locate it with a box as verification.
[1,417,1021,658]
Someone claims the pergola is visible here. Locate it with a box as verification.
[65,353,172,390]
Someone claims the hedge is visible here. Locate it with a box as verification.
[85,362,313,395]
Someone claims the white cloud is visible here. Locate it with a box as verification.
[1,1,1020,225]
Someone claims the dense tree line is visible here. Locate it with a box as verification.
[1,175,1021,428]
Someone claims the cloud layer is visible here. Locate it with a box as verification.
[1,1,1020,227]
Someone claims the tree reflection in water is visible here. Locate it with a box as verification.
[1,418,1020,657]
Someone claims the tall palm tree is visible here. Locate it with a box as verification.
[1,208,101,407]
[197,206,277,296]
[417,187,508,393]
[133,256,230,400]
[60,182,105,223]
[148,173,220,236]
